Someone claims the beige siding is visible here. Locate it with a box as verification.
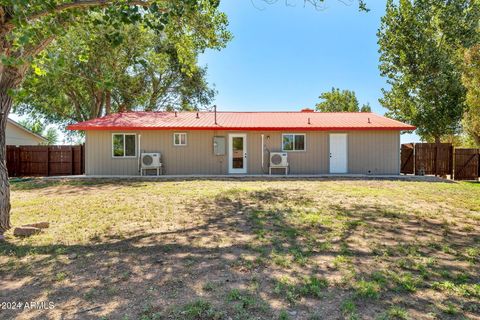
[85,130,400,175]
[6,121,46,146]
[347,131,400,174]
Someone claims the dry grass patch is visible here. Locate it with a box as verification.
[0,178,479,319]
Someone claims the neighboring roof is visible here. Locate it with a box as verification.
[7,118,48,142]
[67,111,416,131]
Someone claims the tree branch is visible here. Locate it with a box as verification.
[26,0,165,21]
[18,36,55,60]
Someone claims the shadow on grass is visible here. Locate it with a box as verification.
[1,188,478,319]
[9,174,457,191]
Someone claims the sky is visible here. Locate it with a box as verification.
[198,0,420,143]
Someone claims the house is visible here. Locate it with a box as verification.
[7,118,47,146]
[67,110,415,176]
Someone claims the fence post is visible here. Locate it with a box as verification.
[413,143,416,176]
[450,145,454,177]
[81,144,85,174]
[71,146,74,175]
[478,149,480,180]
[46,147,50,176]
[15,146,19,177]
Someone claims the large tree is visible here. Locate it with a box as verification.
[315,87,371,112]
[462,44,480,146]
[13,15,229,125]
[0,0,230,240]
[378,0,480,143]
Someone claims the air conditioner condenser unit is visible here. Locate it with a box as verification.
[270,152,288,167]
[141,153,161,169]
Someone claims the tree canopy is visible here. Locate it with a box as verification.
[315,87,371,112]
[378,0,480,142]
[462,44,480,147]
[18,118,58,145]
[13,10,230,125]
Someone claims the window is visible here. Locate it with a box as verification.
[112,134,136,157]
[173,133,187,146]
[282,134,305,151]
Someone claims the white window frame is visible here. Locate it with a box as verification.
[112,133,137,158]
[173,132,187,146]
[282,133,306,152]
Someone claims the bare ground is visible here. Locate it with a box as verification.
[0,178,479,320]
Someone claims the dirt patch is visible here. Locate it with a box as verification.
[1,179,479,319]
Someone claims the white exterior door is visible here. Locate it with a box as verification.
[329,133,347,173]
[228,134,247,174]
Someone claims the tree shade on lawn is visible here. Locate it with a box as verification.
[0,0,231,238]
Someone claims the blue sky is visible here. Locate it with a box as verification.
[199,0,420,143]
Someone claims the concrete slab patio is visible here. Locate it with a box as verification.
[10,174,456,182]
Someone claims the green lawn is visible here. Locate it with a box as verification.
[1,179,479,320]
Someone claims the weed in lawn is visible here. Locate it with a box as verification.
[378,306,410,320]
[355,279,381,299]
[202,281,216,292]
[389,272,420,293]
[340,242,352,255]
[106,286,118,296]
[307,313,324,320]
[454,272,470,284]
[432,281,480,298]
[316,241,333,252]
[270,250,291,268]
[298,276,328,298]
[442,302,459,315]
[227,289,254,307]
[227,288,269,315]
[371,271,387,285]
[54,271,67,282]
[248,277,260,291]
[278,310,291,320]
[84,289,96,301]
[290,247,309,266]
[169,300,224,320]
[332,255,352,269]
[464,246,479,264]
[273,275,328,304]
[341,299,359,319]
[274,276,299,304]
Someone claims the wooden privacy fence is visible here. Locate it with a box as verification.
[401,143,479,180]
[7,145,84,177]
[454,149,479,181]
[400,143,414,174]
[414,143,453,176]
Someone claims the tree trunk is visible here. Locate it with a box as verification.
[0,67,24,240]
[434,136,441,177]
[105,90,111,115]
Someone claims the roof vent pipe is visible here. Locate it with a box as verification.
[196,112,199,119]
[214,105,217,125]
[368,117,371,124]
[308,117,311,125]
[175,111,177,117]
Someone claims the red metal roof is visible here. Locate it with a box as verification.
[67,111,416,131]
